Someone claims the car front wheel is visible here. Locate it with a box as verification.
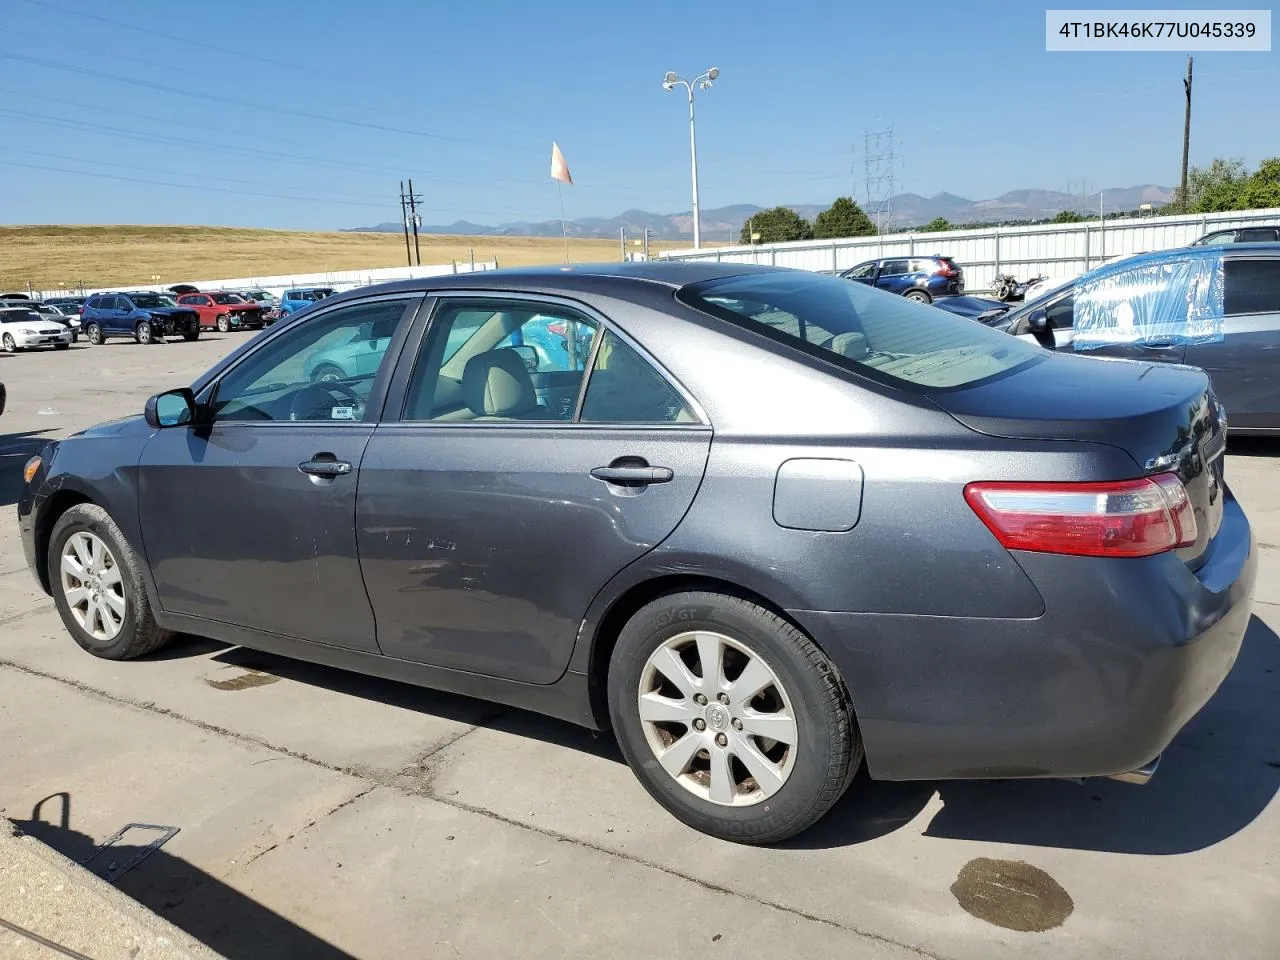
[608,591,861,844]
[216,314,230,333]
[135,320,154,344]
[49,504,172,660]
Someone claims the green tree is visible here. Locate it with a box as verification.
[921,217,952,232]
[740,207,813,244]
[1052,209,1084,224]
[812,197,876,239]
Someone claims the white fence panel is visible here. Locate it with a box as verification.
[662,207,1280,291]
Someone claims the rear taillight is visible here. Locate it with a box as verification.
[935,260,958,277]
[964,474,1197,558]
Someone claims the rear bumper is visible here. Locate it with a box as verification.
[791,492,1256,782]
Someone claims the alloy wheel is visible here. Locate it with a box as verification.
[2,334,14,352]
[637,630,797,807]
[60,531,127,642]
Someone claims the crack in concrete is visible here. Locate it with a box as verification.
[0,657,942,960]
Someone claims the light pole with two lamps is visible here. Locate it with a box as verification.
[662,67,719,249]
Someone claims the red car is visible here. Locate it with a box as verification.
[176,292,266,332]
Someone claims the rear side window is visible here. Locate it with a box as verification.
[1224,259,1280,315]
[580,331,694,423]
[879,259,909,277]
[1237,228,1279,242]
[681,272,1041,391]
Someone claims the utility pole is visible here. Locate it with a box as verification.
[399,181,412,267]
[1180,56,1194,213]
[620,227,626,261]
[407,178,422,266]
[643,228,651,261]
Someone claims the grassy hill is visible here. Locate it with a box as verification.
[0,225,634,290]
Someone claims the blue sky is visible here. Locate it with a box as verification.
[1,0,1277,230]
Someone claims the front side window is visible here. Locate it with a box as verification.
[1196,230,1236,246]
[844,261,876,280]
[210,297,414,423]
[1224,259,1280,315]
[212,293,243,305]
[681,271,1042,391]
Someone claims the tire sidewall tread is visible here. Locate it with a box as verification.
[608,591,861,844]
[48,504,171,660]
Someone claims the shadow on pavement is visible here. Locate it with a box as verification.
[792,614,1280,854]
[10,792,354,959]
[1228,436,1280,458]
[0,430,56,507]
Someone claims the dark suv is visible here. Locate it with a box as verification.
[840,255,964,302]
[81,292,201,345]
[1191,225,1280,245]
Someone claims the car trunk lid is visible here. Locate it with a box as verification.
[932,352,1227,566]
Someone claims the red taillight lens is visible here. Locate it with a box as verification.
[935,261,958,277]
[964,474,1198,558]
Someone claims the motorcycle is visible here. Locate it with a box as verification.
[990,272,1047,302]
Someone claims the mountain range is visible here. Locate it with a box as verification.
[347,185,1173,240]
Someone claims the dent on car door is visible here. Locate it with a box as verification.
[136,294,421,650]
[356,295,712,684]
[1184,257,1280,428]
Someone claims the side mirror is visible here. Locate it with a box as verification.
[509,344,540,373]
[145,388,197,428]
[1027,308,1049,332]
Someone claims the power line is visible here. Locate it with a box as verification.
[0,157,395,208]
[0,52,517,147]
[0,147,388,202]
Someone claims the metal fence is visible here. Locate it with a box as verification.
[660,207,1280,291]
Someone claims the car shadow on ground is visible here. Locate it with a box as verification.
[1228,436,1280,458]
[173,614,1280,857]
[9,793,355,959]
[0,430,56,507]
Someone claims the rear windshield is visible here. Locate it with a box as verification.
[680,271,1041,391]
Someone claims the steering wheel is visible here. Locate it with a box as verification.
[288,381,362,421]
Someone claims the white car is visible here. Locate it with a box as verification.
[0,306,73,352]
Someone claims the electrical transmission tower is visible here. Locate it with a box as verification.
[858,127,897,232]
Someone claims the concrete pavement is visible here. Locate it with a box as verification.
[1,335,1277,959]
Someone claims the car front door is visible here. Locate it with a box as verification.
[356,294,712,684]
[1184,255,1280,429]
[842,261,878,286]
[136,293,422,651]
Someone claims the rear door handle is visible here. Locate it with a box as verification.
[299,458,352,477]
[590,465,674,485]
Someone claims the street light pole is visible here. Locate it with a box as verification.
[663,67,719,250]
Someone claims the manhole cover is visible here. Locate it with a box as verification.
[951,857,1074,932]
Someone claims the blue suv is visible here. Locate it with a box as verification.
[840,255,964,303]
[81,292,201,345]
[279,287,338,316]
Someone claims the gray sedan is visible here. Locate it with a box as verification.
[18,262,1255,843]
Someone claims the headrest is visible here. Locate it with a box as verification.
[830,332,869,360]
[462,348,538,417]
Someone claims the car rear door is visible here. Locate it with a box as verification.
[875,259,910,293]
[356,293,712,684]
[1184,253,1280,429]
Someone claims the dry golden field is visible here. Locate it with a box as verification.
[0,225,669,290]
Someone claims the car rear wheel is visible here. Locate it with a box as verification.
[135,320,154,345]
[85,323,103,345]
[216,314,230,333]
[904,289,932,304]
[49,504,172,660]
[608,591,861,844]
[2,334,16,352]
